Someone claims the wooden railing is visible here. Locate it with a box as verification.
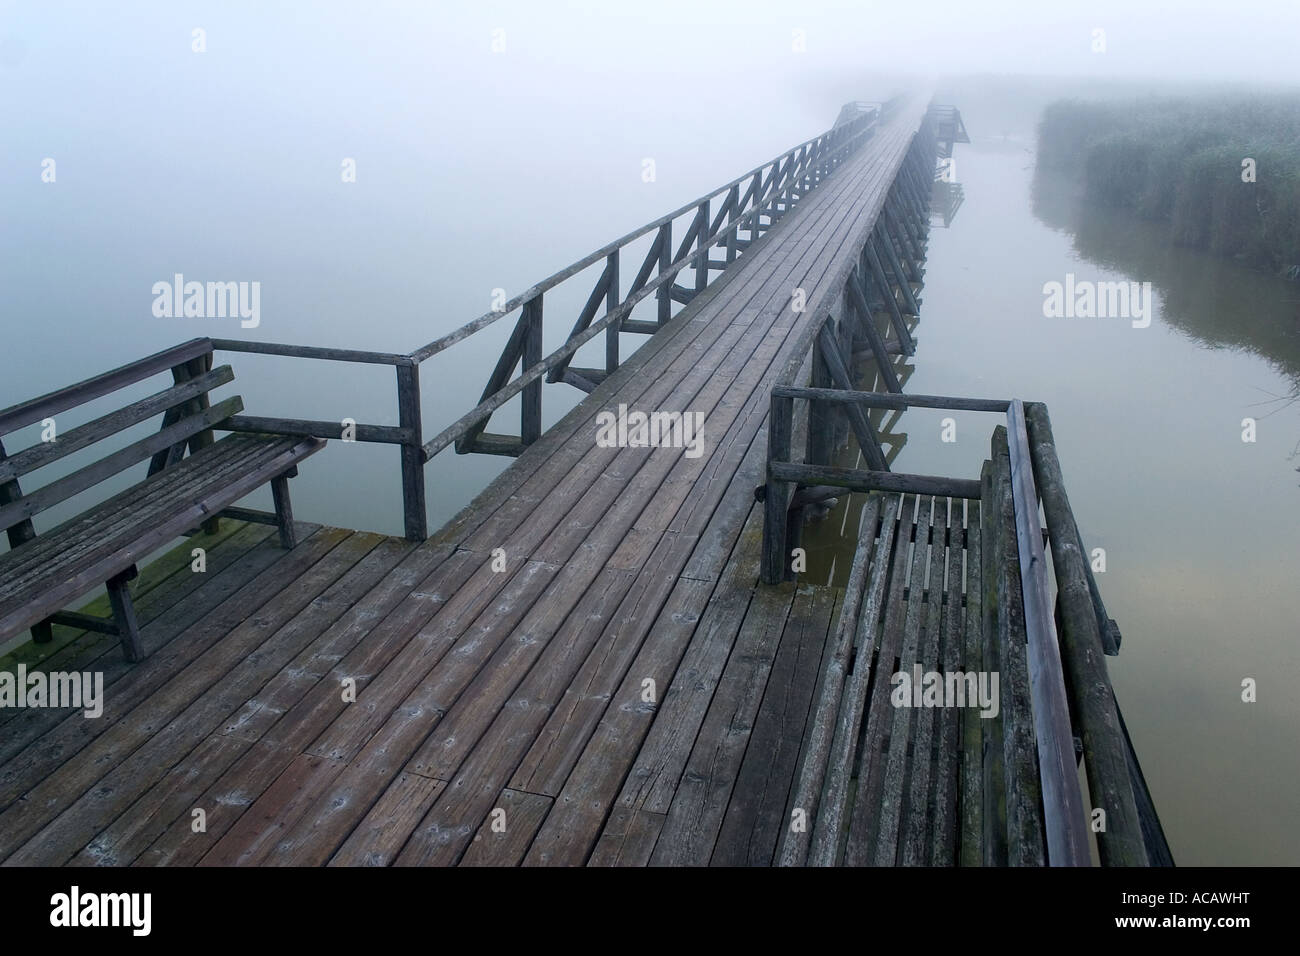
[412,96,896,463]
[758,385,1172,866]
[191,96,918,542]
[209,339,428,540]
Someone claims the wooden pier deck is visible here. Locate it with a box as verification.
[0,101,933,867]
[0,97,1168,867]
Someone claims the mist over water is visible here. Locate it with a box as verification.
[1,5,888,535]
[3,3,1299,865]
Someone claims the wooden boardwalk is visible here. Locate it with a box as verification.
[0,102,935,867]
[0,98,1169,867]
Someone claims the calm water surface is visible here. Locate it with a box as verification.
[804,120,1300,866]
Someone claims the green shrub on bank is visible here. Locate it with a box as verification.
[1037,96,1300,274]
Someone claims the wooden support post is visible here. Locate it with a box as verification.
[725,183,740,263]
[913,155,934,208]
[106,565,144,662]
[908,160,930,218]
[885,198,921,269]
[604,250,620,374]
[761,394,794,586]
[144,356,217,533]
[807,327,834,469]
[656,222,671,327]
[898,163,926,220]
[876,227,921,316]
[816,327,888,472]
[0,437,50,642]
[846,269,901,393]
[863,237,912,353]
[894,160,919,220]
[884,209,920,284]
[185,353,221,534]
[897,193,926,270]
[396,363,427,541]
[906,176,929,244]
[694,199,710,295]
[270,468,297,548]
[149,355,212,478]
[521,295,543,445]
[980,453,1008,866]
[833,311,853,449]
[771,155,790,218]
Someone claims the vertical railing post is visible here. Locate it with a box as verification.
[808,326,834,468]
[726,183,740,264]
[396,362,427,541]
[656,221,671,327]
[695,199,710,295]
[604,249,620,374]
[772,154,791,219]
[761,392,794,586]
[521,295,543,445]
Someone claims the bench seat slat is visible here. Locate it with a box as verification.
[0,395,244,534]
[0,433,324,641]
[0,431,258,583]
[0,431,302,591]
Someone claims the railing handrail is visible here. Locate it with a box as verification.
[417,113,884,460]
[406,106,882,364]
[210,338,413,367]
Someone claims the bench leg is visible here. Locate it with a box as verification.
[30,619,54,644]
[271,468,297,549]
[106,567,145,663]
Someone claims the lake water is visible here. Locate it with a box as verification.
[2,10,1295,864]
[802,103,1300,866]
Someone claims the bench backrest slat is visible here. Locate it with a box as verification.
[0,338,213,437]
[0,365,235,484]
[0,394,243,534]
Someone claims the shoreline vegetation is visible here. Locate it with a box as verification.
[1036,95,1300,277]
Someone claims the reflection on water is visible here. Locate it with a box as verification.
[1033,170,1300,393]
[800,108,1300,865]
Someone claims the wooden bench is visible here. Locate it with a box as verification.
[0,338,324,662]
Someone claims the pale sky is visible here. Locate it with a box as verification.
[3,0,1296,90]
